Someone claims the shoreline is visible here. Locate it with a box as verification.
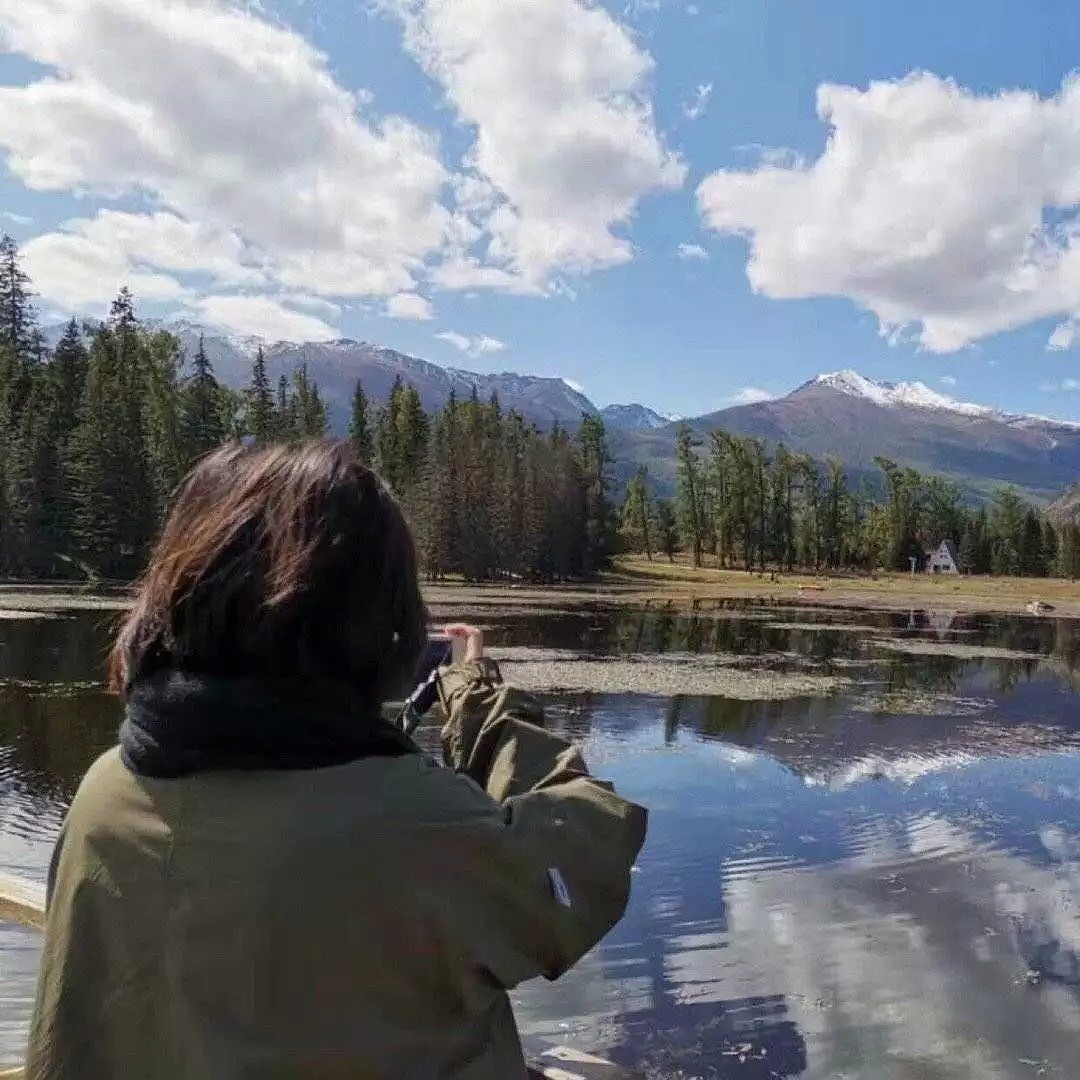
[605,557,1080,617]
[1,560,1079,618]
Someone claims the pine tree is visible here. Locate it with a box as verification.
[64,294,159,579]
[181,335,227,464]
[990,488,1026,576]
[247,346,274,444]
[960,507,991,575]
[275,374,297,440]
[8,372,65,575]
[293,364,328,438]
[578,413,614,573]
[675,424,705,567]
[396,385,429,491]
[1057,523,1080,580]
[68,325,142,577]
[0,235,40,422]
[622,466,653,559]
[653,499,678,563]
[112,290,158,573]
[1019,508,1046,576]
[348,378,374,461]
[0,235,36,366]
[143,330,186,510]
[50,319,88,437]
[376,376,405,491]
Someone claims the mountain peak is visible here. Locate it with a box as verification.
[600,402,675,431]
[806,370,996,419]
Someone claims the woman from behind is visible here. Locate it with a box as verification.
[27,440,646,1080]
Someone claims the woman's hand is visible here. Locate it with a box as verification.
[439,624,484,666]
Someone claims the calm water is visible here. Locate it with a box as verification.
[2,600,1080,1078]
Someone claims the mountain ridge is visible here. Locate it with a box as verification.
[55,317,1080,436]
[51,318,1080,503]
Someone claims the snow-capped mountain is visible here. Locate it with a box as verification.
[606,368,1080,503]
[161,323,598,432]
[599,403,674,431]
[808,370,998,419]
[53,311,1080,502]
[159,321,690,434]
[809,370,1080,430]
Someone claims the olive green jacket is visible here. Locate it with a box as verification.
[27,661,647,1080]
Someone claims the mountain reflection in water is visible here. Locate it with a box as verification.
[2,601,1080,1078]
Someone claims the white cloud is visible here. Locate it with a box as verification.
[731,386,774,405]
[22,229,189,310]
[20,208,271,313]
[698,72,1080,353]
[681,82,713,121]
[677,242,709,261]
[474,335,505,354]
[191,295,337,342]
[0,210,32,226]
[1040,378,1080,393]
[285,293,342,317]
[385,292,435,320]
[1049,319,1078,351]
[430,257,543,296]
[940,375,958,386]
[0,0,449,309]
[435,329,506,356]
[391,0,685,291]
[436,330,471,352]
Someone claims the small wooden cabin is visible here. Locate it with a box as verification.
[926,539,961,575]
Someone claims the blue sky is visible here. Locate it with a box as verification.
[3,0,1080,418]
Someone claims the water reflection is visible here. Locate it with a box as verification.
[1,602,1079,1076]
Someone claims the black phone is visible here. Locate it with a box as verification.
[413,634,453,686]
[400,634,454,735]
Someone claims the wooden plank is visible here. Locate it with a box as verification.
[0,872,45,932]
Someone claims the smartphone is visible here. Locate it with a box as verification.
[412,633,453,687]
[400,634,454,733]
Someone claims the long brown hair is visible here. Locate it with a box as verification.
[110,440,427,705]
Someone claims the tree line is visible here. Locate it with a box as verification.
[5,230,1078,585]
[620,423,1080,579]
[0,235,612,584]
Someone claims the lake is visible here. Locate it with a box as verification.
[2,597,1080,1078]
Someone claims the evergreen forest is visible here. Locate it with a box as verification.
[2,234,1078,584]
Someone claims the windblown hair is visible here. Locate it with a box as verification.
[109,440,427,705]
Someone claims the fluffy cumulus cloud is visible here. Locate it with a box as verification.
[698,73,1080,353]
[21,209,262,309]
[385,292,435,320]
[390,0,685,292]
[21,227,190,311]
[0,0,449,328]
[435,330,505,356]
[192,295,337,342]
[0,0,680,334]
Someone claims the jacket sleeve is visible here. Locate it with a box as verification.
[434,659,647,988]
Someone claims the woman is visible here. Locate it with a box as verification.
[27,440,647,1080]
